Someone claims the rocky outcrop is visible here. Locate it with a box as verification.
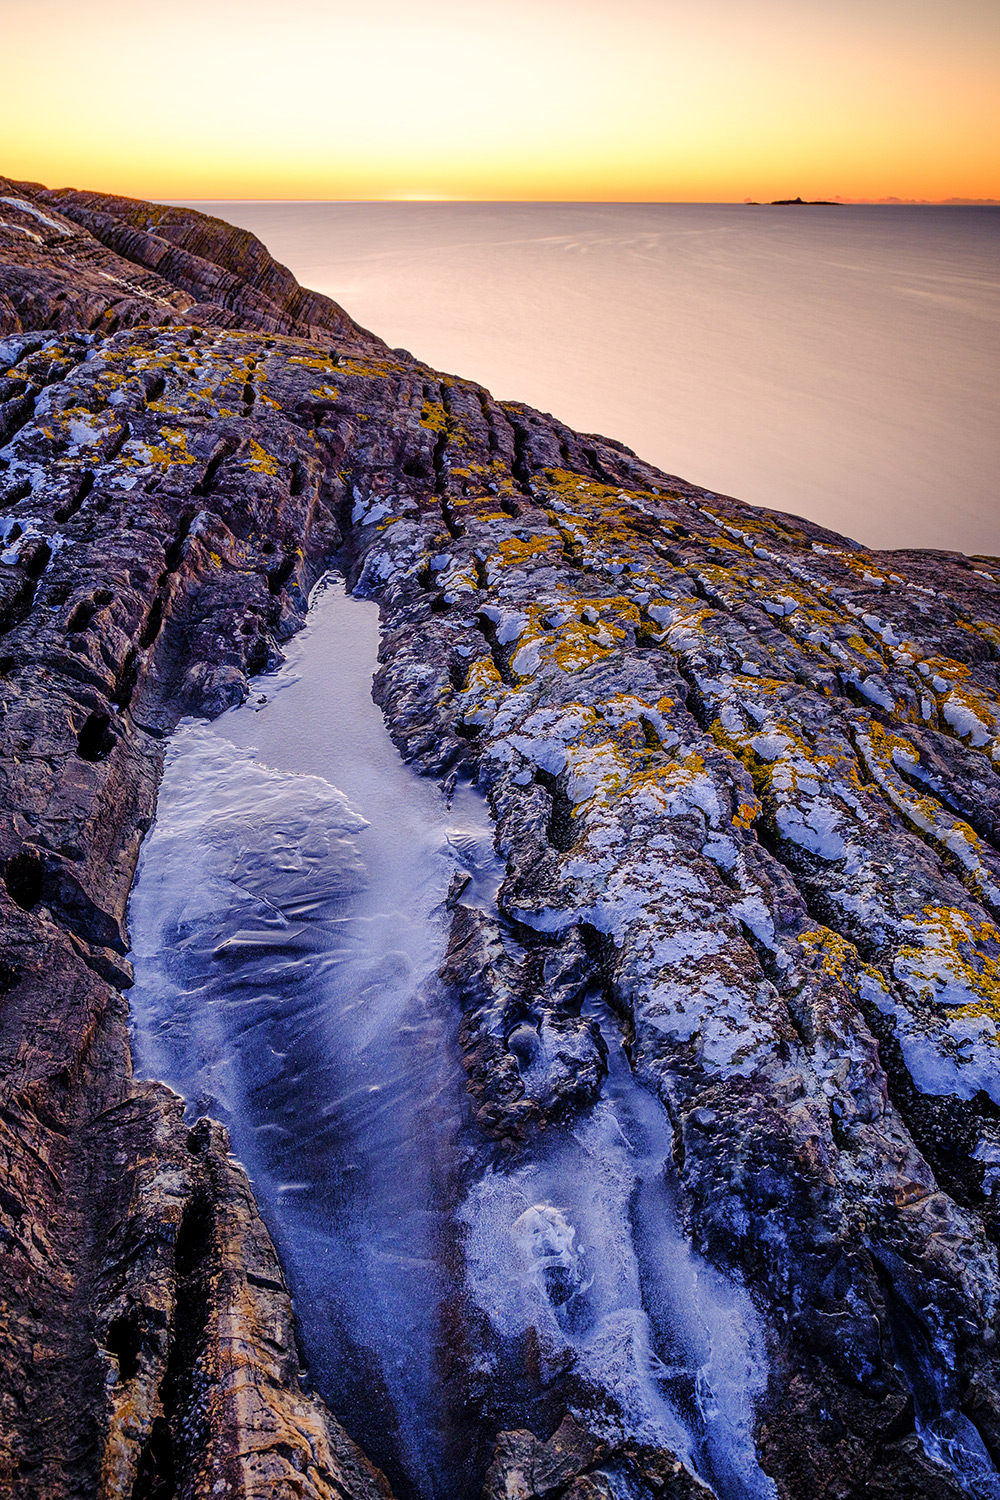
[480,1415,716,1500]
[0,176,377,343]
[0,190,395,1497]
[1,178,1000,1500]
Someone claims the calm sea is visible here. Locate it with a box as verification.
[173,203,999,555]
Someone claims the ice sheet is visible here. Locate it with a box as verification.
[461,992,776,1500]
[129,578,499,1497]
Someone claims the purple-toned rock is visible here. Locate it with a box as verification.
[1,176,1000,1500]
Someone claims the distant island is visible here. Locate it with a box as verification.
[744,196,842,205]
[743,196,999,205]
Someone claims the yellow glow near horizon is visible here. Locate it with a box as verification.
[1,0,998,201]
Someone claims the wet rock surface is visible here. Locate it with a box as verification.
[1,178,1000,1499]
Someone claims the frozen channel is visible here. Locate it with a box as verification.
[128,576,499,1496]
[128,574,777,1500]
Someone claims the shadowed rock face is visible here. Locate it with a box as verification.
[0,175,376,343]
[0,178,999,1500]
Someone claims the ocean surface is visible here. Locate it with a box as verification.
[173,202,999,556]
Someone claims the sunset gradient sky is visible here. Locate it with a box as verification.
[2,0,998,201]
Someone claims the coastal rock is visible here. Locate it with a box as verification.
[1,177,1000,1499]
[0,174,377,344]
[96,1105,394,1500]
[0,190,395,1497]
[480,1414,715,1500]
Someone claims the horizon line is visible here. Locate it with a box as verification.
[157,196,1000,206]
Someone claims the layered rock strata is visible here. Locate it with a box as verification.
[0,175,371,343]
[1,178,1000,1500]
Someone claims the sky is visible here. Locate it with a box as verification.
[2,0,998,201]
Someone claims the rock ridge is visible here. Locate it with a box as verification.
[0,177,999,1500]
[0,175,380,345]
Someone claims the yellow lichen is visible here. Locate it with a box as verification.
[732,797,761,830]
[497,535,558,567]
[246,439,280,477]
[548,621,624,672]
[138,426,197,466]
[799,926,865,980]
[465,658,502,690]
[896,906,1000,1024]
[419,400,449,435]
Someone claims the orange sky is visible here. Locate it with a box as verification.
[2,0,998,201]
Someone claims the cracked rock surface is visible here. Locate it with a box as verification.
[1,177,1000,1500]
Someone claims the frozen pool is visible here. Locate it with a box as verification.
[128,574,777,1500]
